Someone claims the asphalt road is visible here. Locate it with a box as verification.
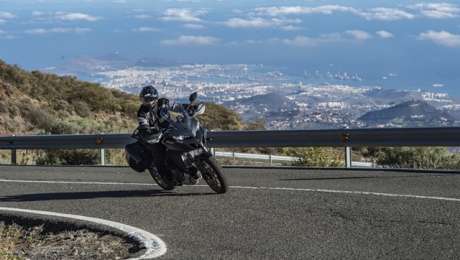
[0,165,459,259]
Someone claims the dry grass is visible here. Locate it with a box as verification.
[0,222,134,260]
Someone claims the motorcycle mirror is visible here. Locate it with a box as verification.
[189,92,198,104]
[158,98,169,108]
[194,103,206,117]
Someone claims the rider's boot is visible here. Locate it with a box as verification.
[188,166,201,185]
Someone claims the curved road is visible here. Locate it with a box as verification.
[0,165,459,259]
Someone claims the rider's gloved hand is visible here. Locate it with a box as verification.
[158,107,170,122]
[147,127,160,135]
[139,127,156,136]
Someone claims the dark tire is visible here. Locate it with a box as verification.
[197,157,228,194]
[148,167,175,191]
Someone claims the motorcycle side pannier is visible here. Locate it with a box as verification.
[125,141,152,172]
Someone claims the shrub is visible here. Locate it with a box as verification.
[73,101,91,117]
[36,149,99,165]
[45,121,75,134]
[372,147,460,169]
[282,147,344,167]
[0,101,7,113]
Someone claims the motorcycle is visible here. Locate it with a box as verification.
[126,92,228,194]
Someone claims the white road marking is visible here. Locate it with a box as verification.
[229,185,460,202]
[0,178,154,186]
[0,178,459,203]
[0,206,167,259]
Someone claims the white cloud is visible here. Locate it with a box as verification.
[0,30,15,39]
[358,8,415,21]
[376,30,394,39]
[25,27,92,35]
[281,34,342,47]
[160,8,206,23]
[55,12,100,22]
[0,11,15,19]
[161,35,219,46]
[184,23,205,29]
[411,3,460,19]
[345,30,373,40]
[255,5,356,16]
[280,29,375,47]
[225,17,272,28]
[31,11,100,22]
[133,14,152,19]
[32,11,44,17]
[132,27,159,32]
[419,30,460,47]
[255,5,414,21]
[224,17,301,29]
[280,25,302,31]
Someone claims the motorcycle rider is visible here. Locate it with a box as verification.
[137,85,172,181]
[137,85,200,184]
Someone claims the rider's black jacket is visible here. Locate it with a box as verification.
[137,104,158,132]
[137,102,170,133]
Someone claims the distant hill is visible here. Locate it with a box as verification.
[226,92,294,122]
[0,59,242,135]
[358,100,455,127]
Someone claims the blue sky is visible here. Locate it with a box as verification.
[0,0,460,95]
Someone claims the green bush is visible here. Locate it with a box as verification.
[370,147,460,169]
[73,101,91,117]
[282,147,344,167]
[36,149,98,165]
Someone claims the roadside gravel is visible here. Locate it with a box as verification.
[0,221,137,260]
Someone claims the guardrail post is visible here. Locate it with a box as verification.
[269,154,273,166]
[345,147,352,168]
[210,148,216,157]
[99,148,105,166]
[11,149,17,165]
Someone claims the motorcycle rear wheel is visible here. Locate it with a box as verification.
[197,157,228,194]
[148,167,175,191]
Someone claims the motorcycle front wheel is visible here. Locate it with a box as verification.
[196,157,228,194]
[148,166,175,191]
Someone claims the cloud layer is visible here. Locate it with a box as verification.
[25,27,92,35]
[224,17,301,29]
[161,35,219,45]
[32,11,100,22]
[376,30,394,39]
[419,30,460,47]
[56,12,100,22]
[0,11,15,23]
[254,3,459,21]
[161,9,206,23]
[411,3,460,19]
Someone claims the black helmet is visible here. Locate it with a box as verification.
[139,85,159,103]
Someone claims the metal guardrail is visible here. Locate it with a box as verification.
[214,151,298,162]
[209,127,460,147]
[1,127,460,167]
[213,151,373,168]
[2,127,460,149]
